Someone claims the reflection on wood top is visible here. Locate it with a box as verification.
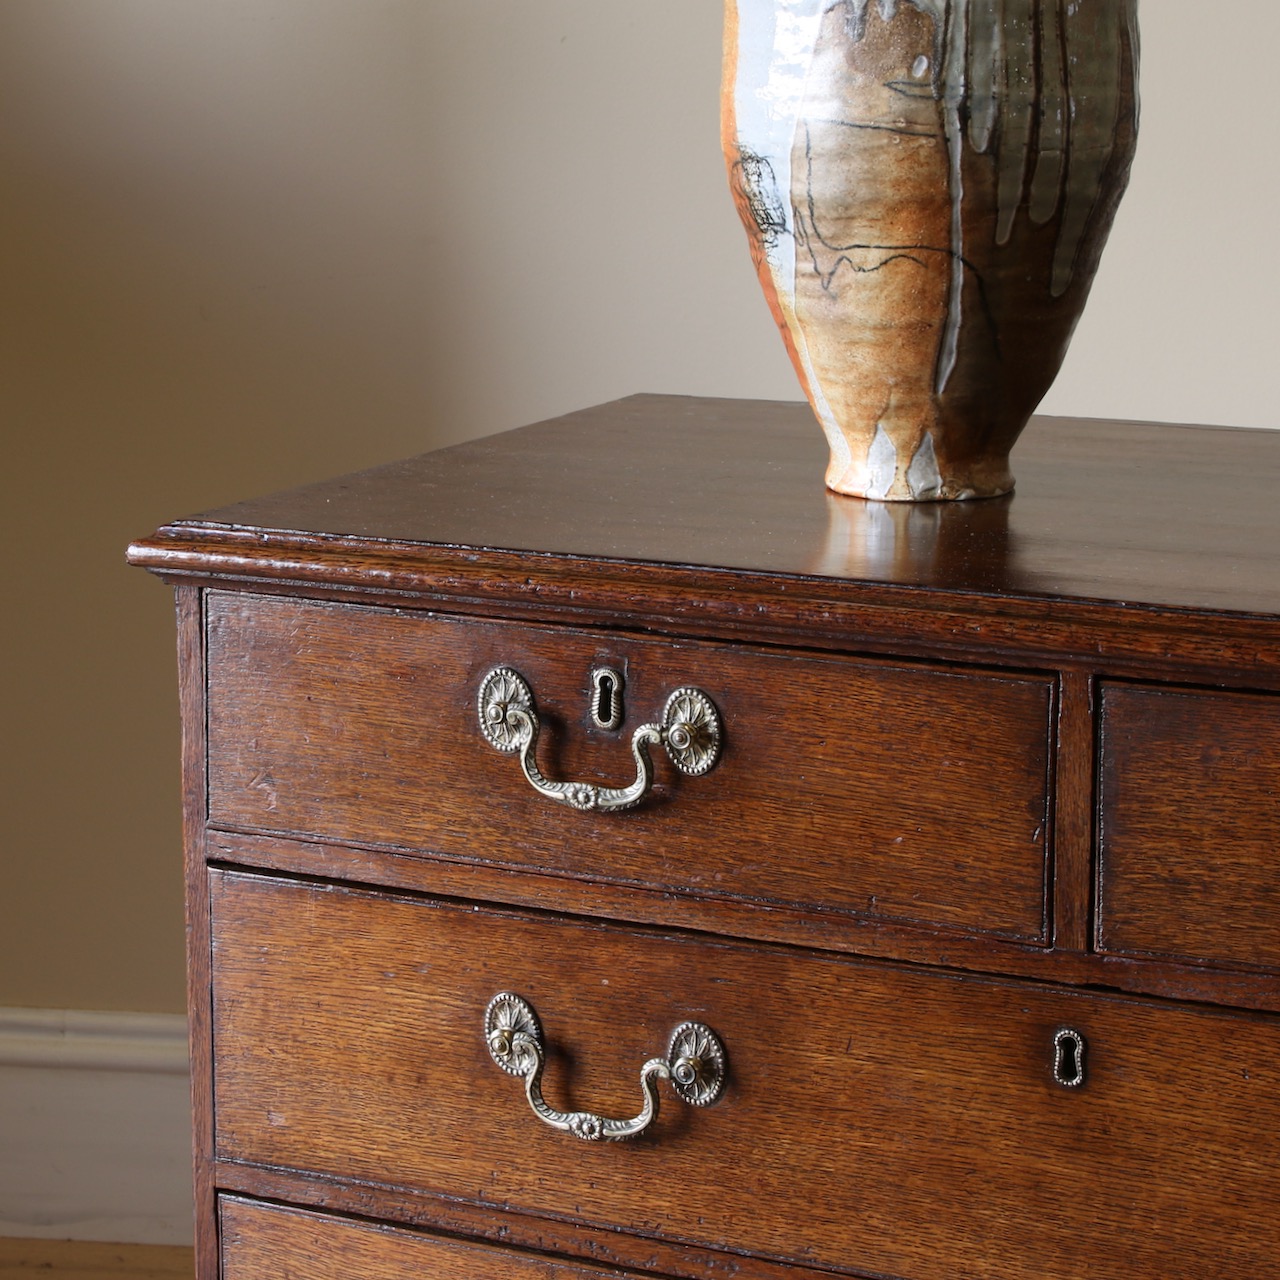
[132,394,1278,619]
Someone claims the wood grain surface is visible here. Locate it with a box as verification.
[220,1198,646,1280]
[204,827,1280,1013]
[175,587,218,1280]
[205,592,1054,942]
[210,868,1280,1280]
[0,1239,193,1279]
[129,398,1280,1280]
[132,396,1280,616]
[128,397,1280,685]
[1099,682,1280,970]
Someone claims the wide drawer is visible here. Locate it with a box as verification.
[205,592,1054,941]
[211,868,1280,1280]
[220,1196,653,1279]
[1098,682,1280,970]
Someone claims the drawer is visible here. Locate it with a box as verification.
[1098,683,1280,970]
[206,592,1054,941]
[211,869,1280,1280]
[220,1196,650,1279]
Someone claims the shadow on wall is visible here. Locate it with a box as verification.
[0,0,763,1017]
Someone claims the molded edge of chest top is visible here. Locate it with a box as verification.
[126,395,1280,681]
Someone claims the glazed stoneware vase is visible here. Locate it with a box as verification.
[722,0,1140,500]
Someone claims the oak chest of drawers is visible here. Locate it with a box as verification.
[129,395,1280,1280]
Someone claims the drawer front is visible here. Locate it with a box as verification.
[220,1196,646,1279]
[1098,682,1280,970]
[206,592,1053,941]
[211,869,1280,1280]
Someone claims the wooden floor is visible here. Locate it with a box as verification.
[0,1239,194,1279]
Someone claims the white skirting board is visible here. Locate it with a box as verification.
[0,1007,194,1245]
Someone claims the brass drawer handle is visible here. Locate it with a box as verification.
[484,992,728,1142]
[477,667,722,813]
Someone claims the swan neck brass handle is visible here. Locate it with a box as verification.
[477,667,722,813]
[484,992,728,1142]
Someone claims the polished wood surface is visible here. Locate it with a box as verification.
[127,397,1280,684]
[127,394,1280,609]
[206,591,1054,942]
[132,395,1280,614]
[212,869,1280,1280]
[203,827,1280,1014]
[220,1198,647,1280]
[1099,682,1280,970]
[175,587,218,1280]
[130,397,1280,1280]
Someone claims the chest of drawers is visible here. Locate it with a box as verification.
[129,394,1280,1280]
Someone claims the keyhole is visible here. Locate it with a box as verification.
[1053,1029,1086,1088]
[589,667,625,731]
[597,675,615,723]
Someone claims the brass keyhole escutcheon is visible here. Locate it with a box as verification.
[1053,1028,1086,1088]
[590,666,625,731]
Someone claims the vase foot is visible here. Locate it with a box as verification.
[823,430,1014,503]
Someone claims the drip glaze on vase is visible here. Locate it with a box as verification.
[723,0,1140,500]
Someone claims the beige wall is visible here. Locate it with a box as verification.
[2,1,1276,1016]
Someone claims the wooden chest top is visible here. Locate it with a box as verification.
[128,393,1280,680]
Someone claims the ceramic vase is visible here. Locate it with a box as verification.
[722,0,1140,500]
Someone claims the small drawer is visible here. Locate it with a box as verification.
[220,1196,647,1279]
[211,869,1280,1280]
[1098,683,1280,970]
[205,592,1054,941]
